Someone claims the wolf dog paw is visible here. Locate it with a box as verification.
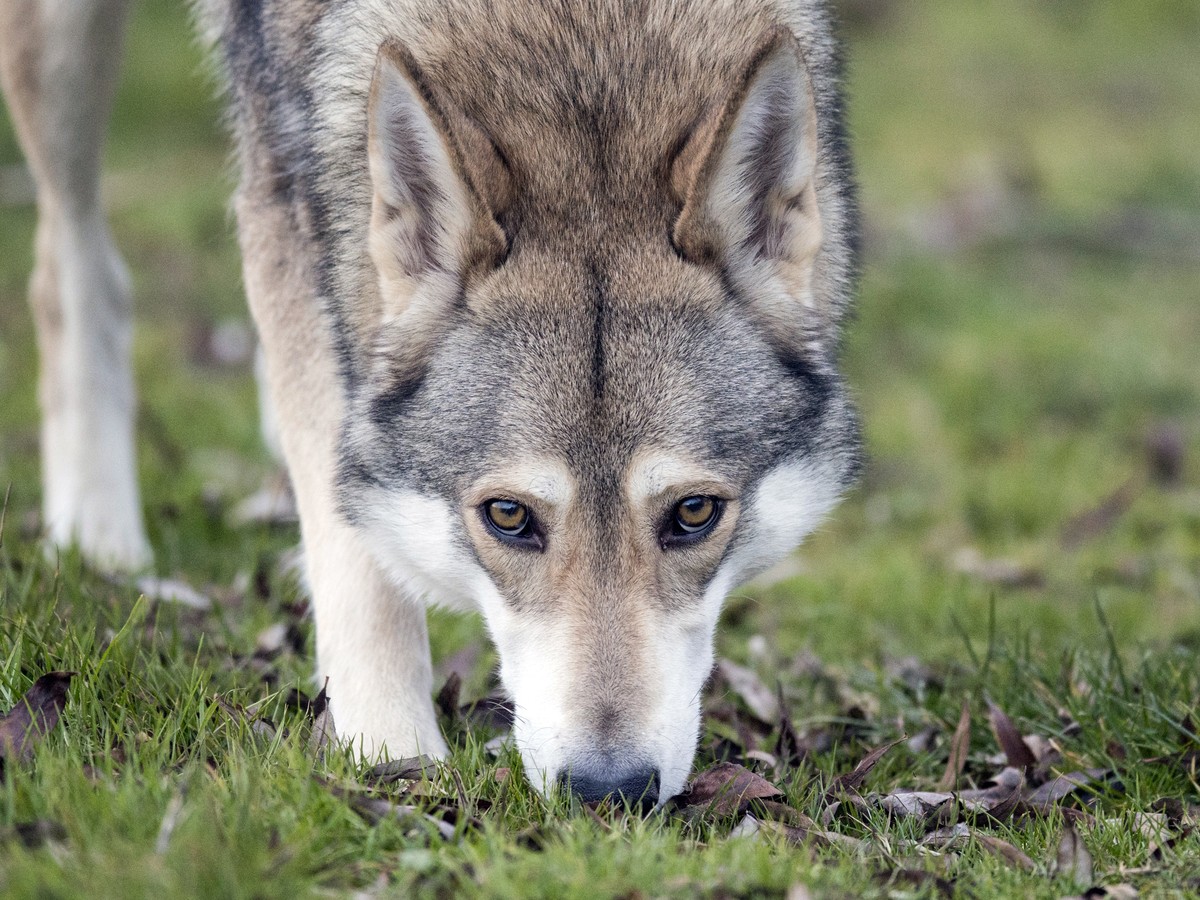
[324,689,448,762]
[45,503,152,573]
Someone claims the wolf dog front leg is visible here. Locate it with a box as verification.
[235,185,447,760]
[0,0,150,571]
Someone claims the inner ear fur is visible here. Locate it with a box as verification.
[671,27,825,340]
[367,41,510,321]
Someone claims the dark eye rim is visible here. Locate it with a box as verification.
[479,499,545,551]
[660,495,725,549]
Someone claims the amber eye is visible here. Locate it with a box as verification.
[485,499,530,535]
[675,496,718,532]
[481,499,544,549]
[662,495,723,548]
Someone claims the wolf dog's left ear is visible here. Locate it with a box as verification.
[672,28,826,343]
[367,42,508,325]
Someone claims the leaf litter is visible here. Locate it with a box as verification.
[11,604,1197,896]
[0,671,75,777]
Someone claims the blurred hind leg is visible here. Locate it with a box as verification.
[0,0,149,570]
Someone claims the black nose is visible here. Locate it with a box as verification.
[558,767,661,810]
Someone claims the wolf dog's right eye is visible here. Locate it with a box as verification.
[481,499,543,549]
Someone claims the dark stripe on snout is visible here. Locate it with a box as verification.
[588,260,608,401]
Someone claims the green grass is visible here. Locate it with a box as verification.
[2,0,1199,896]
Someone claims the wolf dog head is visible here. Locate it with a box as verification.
[338,22,859,805]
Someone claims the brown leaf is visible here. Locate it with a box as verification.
[680,762,783,817]
[937,701,971,790]
[1025,768,1109,810]
[879,791,956,819]
[0,672,75,771]
[716,659,779,724]
[1055,823,1094,889]
[941,778,1025,825]
[1142,747,1200,775]
[883,792,955,820]
[824,738,904,801]
[1061,480,1141,549]
[975,833,1037,871]
[308,682,337,759]
[986,701,1036,773]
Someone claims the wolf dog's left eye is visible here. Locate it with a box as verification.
[481,499,543,549]
[662,496,723,547]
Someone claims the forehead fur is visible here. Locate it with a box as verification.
[344,242,852,505]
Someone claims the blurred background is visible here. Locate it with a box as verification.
[1,0,1197,665]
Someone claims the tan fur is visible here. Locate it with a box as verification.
[5,0,860,800]
[300,0,855,375]
[235,162,447,760]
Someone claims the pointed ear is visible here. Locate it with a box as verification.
[367,42,508,321]
[672,28,825,337]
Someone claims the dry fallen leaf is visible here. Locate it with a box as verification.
[1024,769,1108,811]
[1055,823,1094,889]
[716,659,780,724]
[986,700,1036,773]
[680,762,783,817]
[0,671,75,774]
[308,682,337,760]
[824,738,904,802]
[937,701,972,791]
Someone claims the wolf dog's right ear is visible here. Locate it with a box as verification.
[367,43,508,332]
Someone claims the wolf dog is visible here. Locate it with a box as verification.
[0,0,860,805]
